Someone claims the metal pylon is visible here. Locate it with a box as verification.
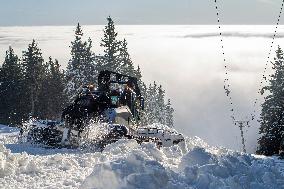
[234,120,250,153]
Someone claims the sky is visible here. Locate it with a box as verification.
[0,0,283,26]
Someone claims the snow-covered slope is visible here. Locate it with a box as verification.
[0,124,283,189]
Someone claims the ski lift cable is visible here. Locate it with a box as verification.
[252,0,284,117]
[213,0,236,121]
[213,0,284,123]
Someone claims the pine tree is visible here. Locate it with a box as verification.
[140,82,175,127]
[117,38,147,95]
[141,83,156,125]
[22,40,45,117]
[38,57,67,119]
[134,65,147,99]
[49,59,67,118]
[257,46,284,156]
[97,16,120,72]
[118,39,135,76]
[0,47,26,125]
[135,65,142,83]
[36,60,49,119]
[157,85,166,124]
[165,99,174,127]
[65,23,96,102]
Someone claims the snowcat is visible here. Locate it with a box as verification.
[24,70,184,149]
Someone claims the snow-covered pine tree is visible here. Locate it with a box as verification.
[65,23,96,102]
[165,99,174,127]
[0,47,26,125]
[118,39,135,76]
[148,82,158,123]
[140,82,174,127]
[97,16,120,73]
[117,39,147,95]
[157,85,166,124]
[140,83,156,125]
[134,65,148,99]
[38,57,67,119]
[135,65,142,84]
[22,40,45,117]
[257,46,284,156]
[84,38,97,82]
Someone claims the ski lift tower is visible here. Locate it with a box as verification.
[234,120,250,153]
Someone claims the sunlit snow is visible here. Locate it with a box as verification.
[0,124,283,189]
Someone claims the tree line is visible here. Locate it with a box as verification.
[0,17,174,127]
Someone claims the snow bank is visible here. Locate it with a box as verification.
[81,138,284,189]
[0,142,101,189]
[0,123,283,189]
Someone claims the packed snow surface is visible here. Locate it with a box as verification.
[0,124,284,189]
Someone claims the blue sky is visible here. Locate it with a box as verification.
[0,0,282,25]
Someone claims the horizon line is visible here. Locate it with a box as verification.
[1,24,284,27]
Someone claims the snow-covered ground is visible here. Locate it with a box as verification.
[0,124,283,189]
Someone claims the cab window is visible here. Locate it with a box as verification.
[111,96,119,105]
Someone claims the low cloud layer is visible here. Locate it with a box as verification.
[172,32,284,39]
